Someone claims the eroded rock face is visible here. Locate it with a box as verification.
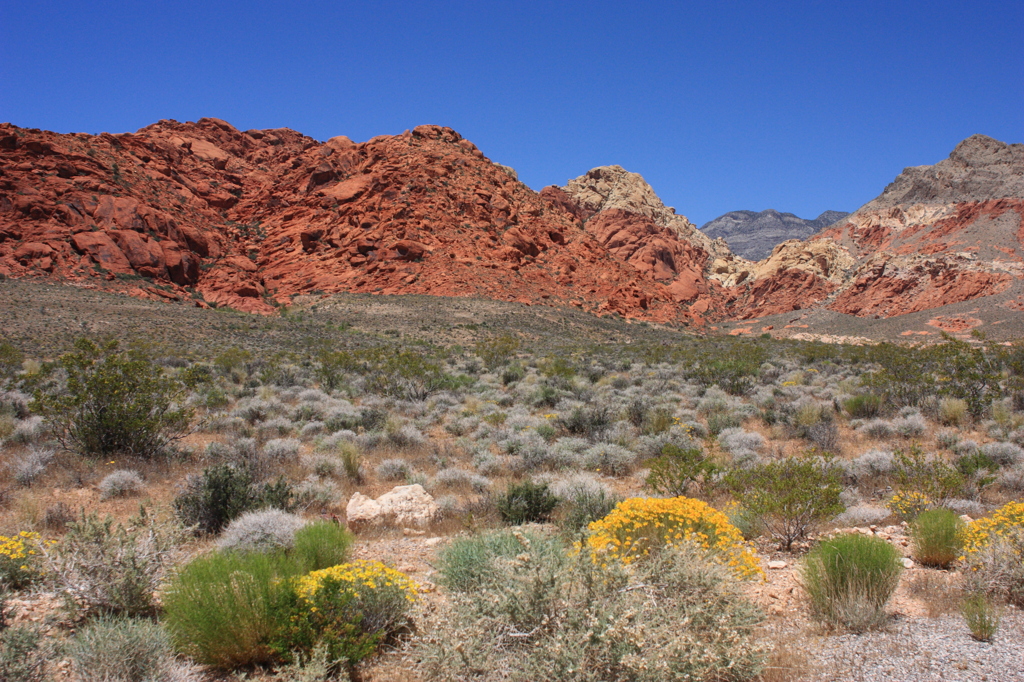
[700,209,849,261]
[346,484,439,528]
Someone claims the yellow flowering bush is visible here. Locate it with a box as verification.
[960,500,1024,557]
[586,497,763,579]
[886,490,931,521]
[275,560,419,666]
[0,531,44,589]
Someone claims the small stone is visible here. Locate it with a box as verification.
[423,537,445,547]
[402,527,426,536]
[768,560,788,570]
[901,558,915,569]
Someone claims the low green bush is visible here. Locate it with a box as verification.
[555,486,619,536]
[725,456,843,550]
[0,626,48,682]
[844,394,883,419]
[802,533,903,632]
[910,508,964,568]
[174,463,294,534]
[645,444,719,498]
[961,592,1000,642]
[496,480,559,525]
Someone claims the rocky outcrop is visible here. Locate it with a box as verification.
[346,484,439,528]
[700,209,849,260]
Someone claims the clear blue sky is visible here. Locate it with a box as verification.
[2,0,1021,225]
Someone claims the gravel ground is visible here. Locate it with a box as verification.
[804,611,1024,682]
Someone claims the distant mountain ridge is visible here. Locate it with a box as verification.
[699,209,849,260]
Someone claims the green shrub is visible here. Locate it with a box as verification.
[802,533,902,632]
[910,508,964,568]
[0,626,48,682]
[46,511,183,619]
[173,464,294,535]
[425,530,767,681]
[290,521,355,574]
[496,480,559,525]
[501,362,526,385]
[32,338,192,459]
[891,445,966,504]
[645,444,719,498]
[707,411,743,436]
[726,457,843,550]
[475,334,521,370]
[65,616,200,682]
[163,550,296,668]
[844,394,883,419]
[554,486,619,536]
[961,592,1000,642]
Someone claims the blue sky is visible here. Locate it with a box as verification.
[2,1,1021,225]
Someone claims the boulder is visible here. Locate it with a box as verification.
[346,484,439,528]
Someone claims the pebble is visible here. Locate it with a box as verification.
[768,560,788,570]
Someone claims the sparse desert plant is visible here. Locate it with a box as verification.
[263,437,301,461]
[960,592,1001,642]
[552,478,619,536]
[801,533,903,632]
[938,397,970,427]
[8,416,47,445]
[980,441,1024,467]
[425,530,768,681]
[936,429,961,449]
[645,443,719,498]
[45,511,183,618]
[844,394,883,419]
[833,504,891,528]
[891,445,965,505]
[910,508,964,568]
[10,446,53,487]
[581,442,636,475]
[65,616,202,682]
[32,338,192,459]
[726,457,844,550]
[843,448,894,483]
[98,469,145,500]
[217,509,307,553]
[432,468,490,492]
[174,464,294,535]
[0,626,48,682]
[292,475,340,512]
[375,457,410,481]
[891,413,927,438]
[496,480,559,525]
[859,418,894,440]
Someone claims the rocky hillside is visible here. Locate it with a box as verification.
[0,120,1021,333]
[700,209,849,260]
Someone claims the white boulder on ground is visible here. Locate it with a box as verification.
[346,484,439,528]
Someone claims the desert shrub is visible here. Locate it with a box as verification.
[432,468,490,492]
[46,511,183,618]
[98,469,145,500]
[10,446,53,487]
[8,416,47,445]
[0,531,44,590]
[719,428,766,459]
[496,480,559,525]
[292,476,340,512]
[263,437,301,461]
[980,441,1024,467]
[0,626,48,682]
[375,457,410,481]
[859,418,894,439]
[173,464,294,535]
[833,504,890,528]
[32,338,192,459]
[844,394,883,419]
[475,334,521,370]
[557,403,611,438]
[910,508,963,568]
[706,410,744,436]
[891,445,965,505]
[843,448,894,483]
[997,466,1024,492]
[302,453,341,477]
[960,500,1024,557]
[885,490,932,522]
[290,522,355,574]
[936,429,961,449]
[938,397,970,427]
[278,560,418,666]
[581,442,636,475]
[425,530,768,681]
[551,477,619,536]
[501,362,526,385]
[726,457,843,550]
[808,420,840,453]
[892,413,927,438]
[65,616,201,682]
[961,592,1000,642]
[645,443,719,498]
[41,501,74,531]
[163,550,298,668]
[962,525,1024,608]
[801,533,903,632]
[586,496,762,579]
[217,509,307,553]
